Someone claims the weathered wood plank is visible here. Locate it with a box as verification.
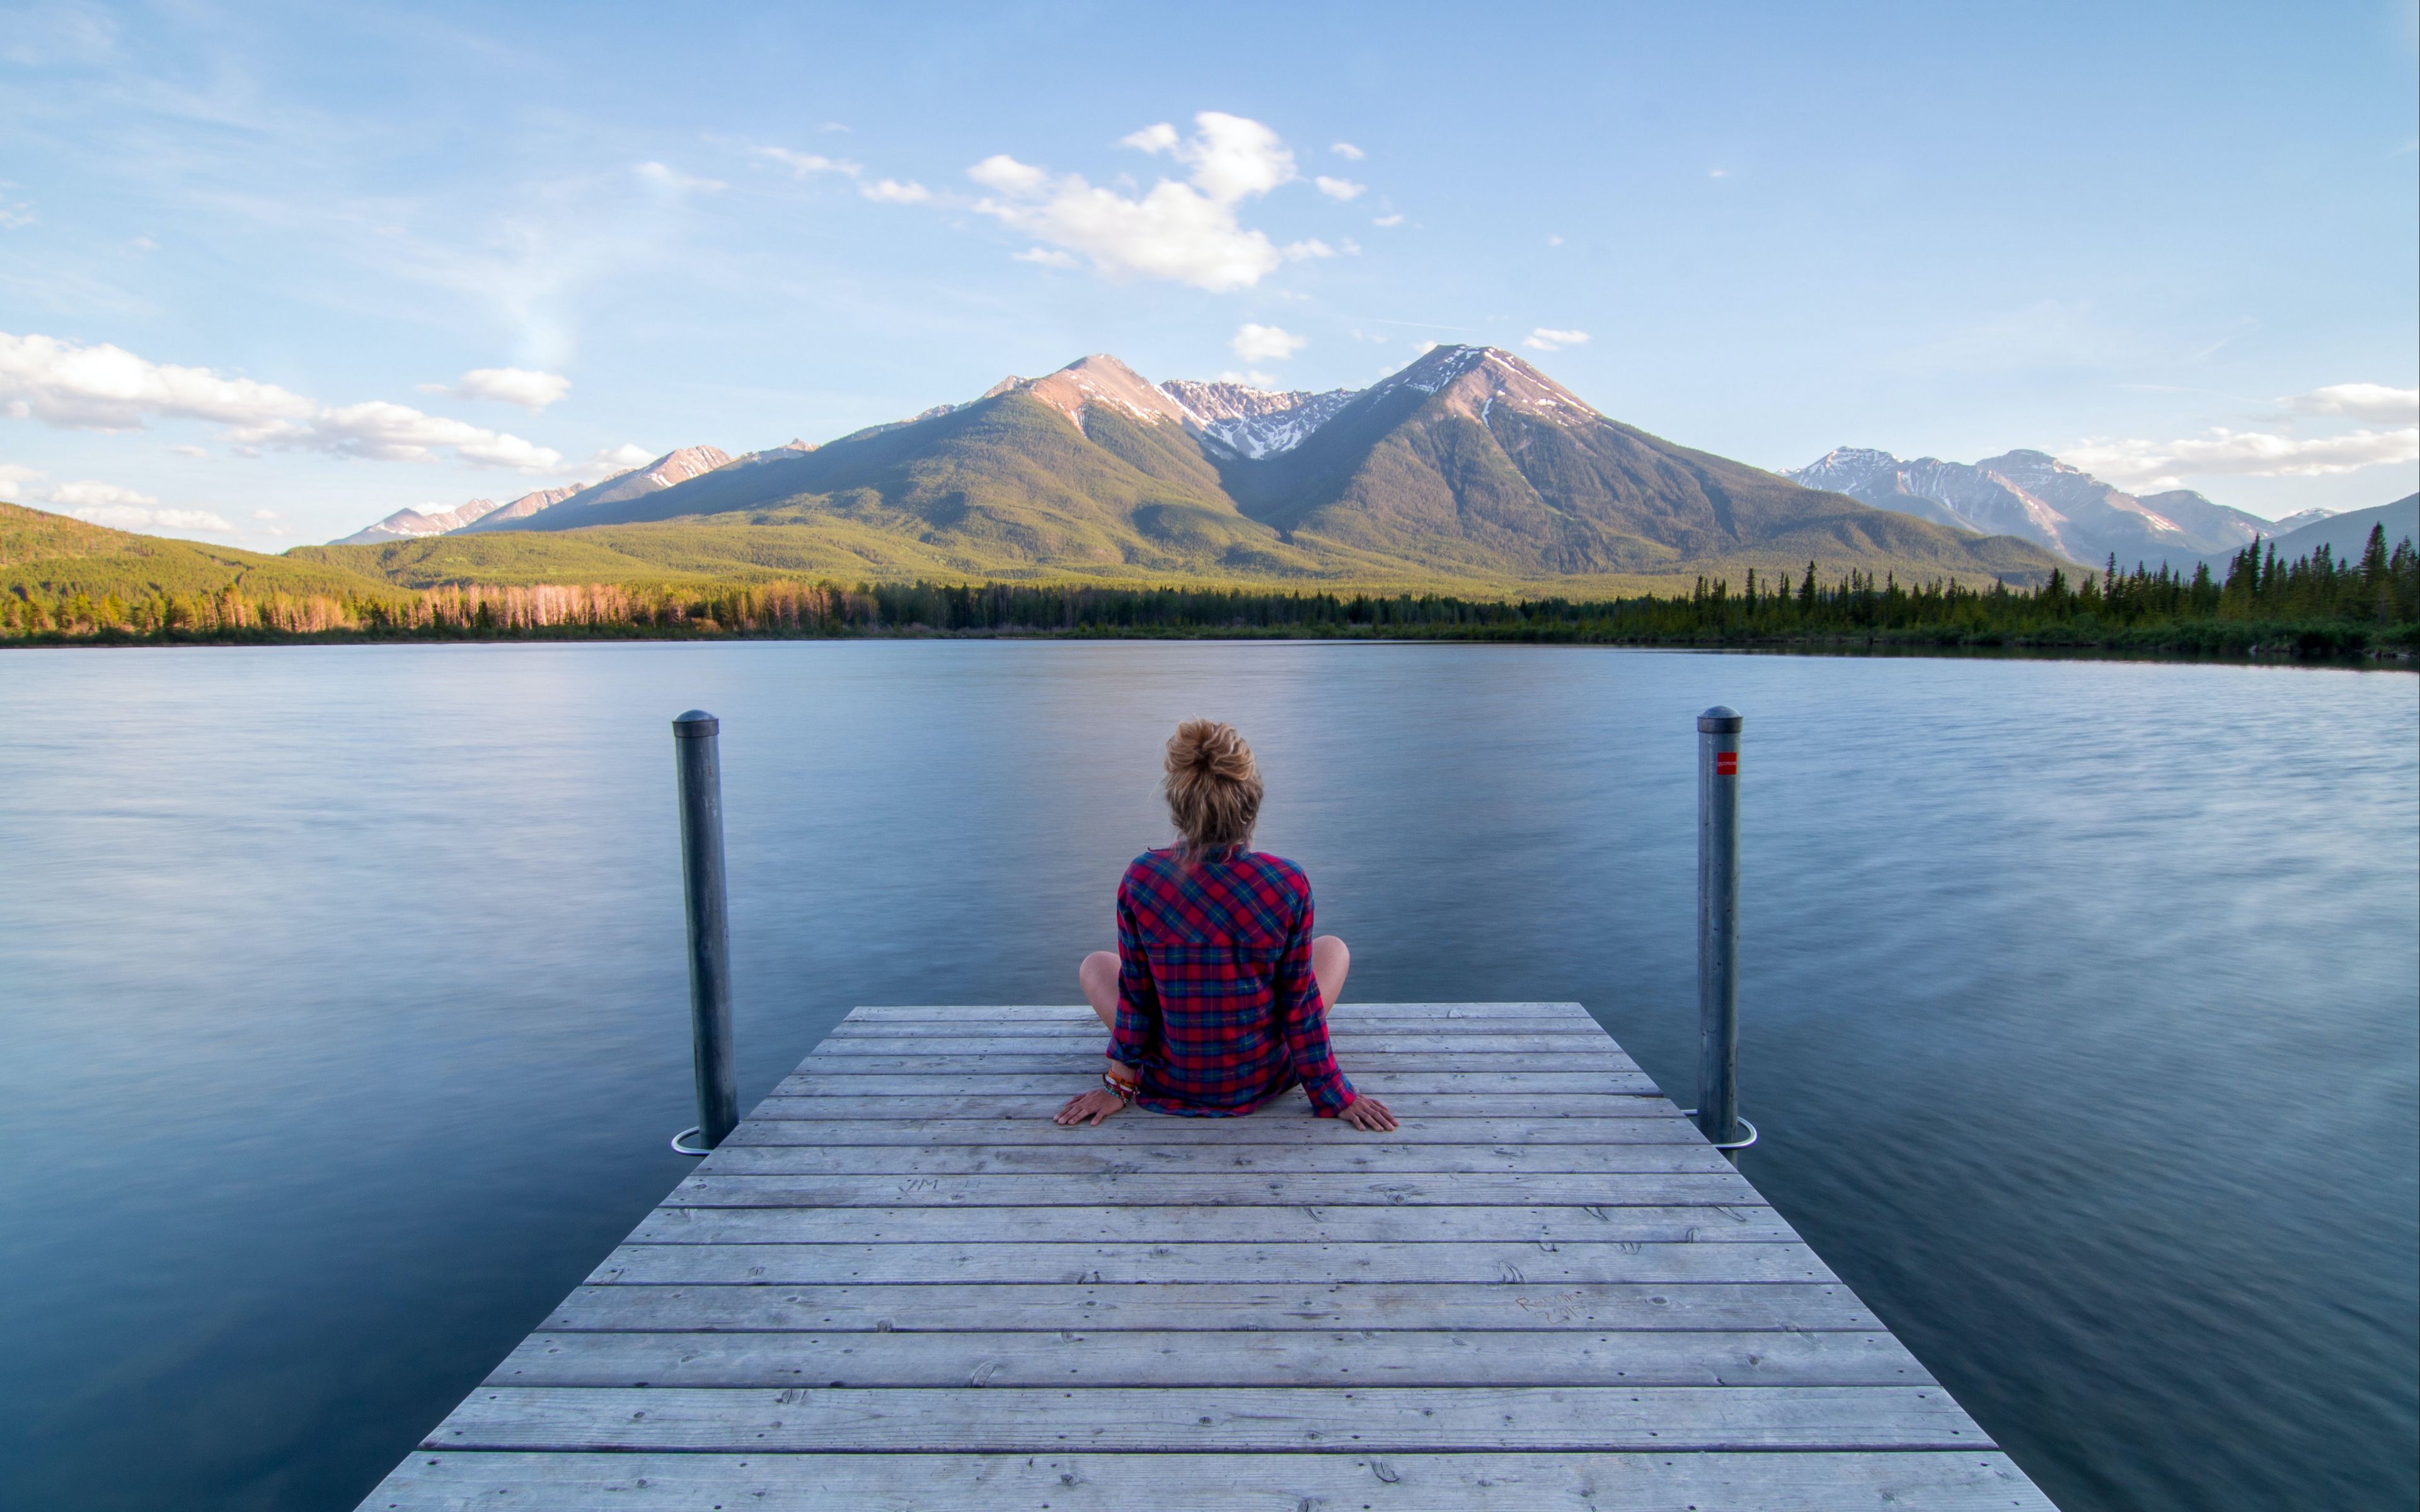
[543,1280,1884,1334]
[722,1114,1697,1145]
[807,1033,1623,1056]
[743,1091,1669,1120]
[628,1203,1794,1246]
[823,1018,1616,1040]
[664,1170,1763,1208]
[587,1240,1840,1286]
[773,1055,1648,1080]
[425,1384,1990,1453]
[841,1001,1594,1022]
[696,1142,1736,1177]
[354,1004,2052,1512]
[367,1449,2057,1512]
[488,1327,1938,1389]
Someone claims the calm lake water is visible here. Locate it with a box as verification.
[0,643,2412,1511]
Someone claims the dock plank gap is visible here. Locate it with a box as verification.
[360,1002,2058,1510]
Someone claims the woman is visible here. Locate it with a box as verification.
[1055,719,1398,1131]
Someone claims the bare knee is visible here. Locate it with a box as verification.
[1312,934,1349,1008]
[1080,950,1118,992]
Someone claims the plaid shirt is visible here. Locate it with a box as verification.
[1107,846,1356,1117]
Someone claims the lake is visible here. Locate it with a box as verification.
[0,642,2412,1511]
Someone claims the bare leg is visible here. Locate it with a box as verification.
[1313,935,1350,1013]
[1080,949,1119,1031]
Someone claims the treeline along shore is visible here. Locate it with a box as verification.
[9,531,2418,660]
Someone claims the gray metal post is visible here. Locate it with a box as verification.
[673,710,739,1151]
[1695,706,1743,1152]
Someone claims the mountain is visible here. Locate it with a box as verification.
[1788,448,2278,567]
[1161,380,1357,459]
[412,348,2060,582]
[2186,493,2417,575]
[328,485,592,546]
[452,448,729,535]
[301,348,2067,591]
[5,501,400,602]
[2266,507,2338,534]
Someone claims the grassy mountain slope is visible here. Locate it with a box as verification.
[3,501,400,601]
[300,348,2064,593]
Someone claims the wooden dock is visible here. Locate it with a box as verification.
[360,1002,2055,1509]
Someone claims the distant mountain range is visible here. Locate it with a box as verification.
[311,346,2065,590]
[1783,447,2325,570]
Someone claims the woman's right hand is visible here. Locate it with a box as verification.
[1055,1088,1129,1126]
[1339,1094,1398,1132]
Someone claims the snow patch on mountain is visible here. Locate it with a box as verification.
[1160,379,1356,459]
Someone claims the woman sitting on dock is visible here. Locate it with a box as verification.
[1056,719,1398,1132]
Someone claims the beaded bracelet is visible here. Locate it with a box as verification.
[1100,1070,1137,1106]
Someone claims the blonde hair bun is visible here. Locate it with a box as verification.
[1164,719,1263,853]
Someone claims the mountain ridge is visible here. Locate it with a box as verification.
[1787,446,2282,568]
[309,346,2069,590]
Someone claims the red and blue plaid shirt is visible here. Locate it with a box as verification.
[1107,845,1356,1117]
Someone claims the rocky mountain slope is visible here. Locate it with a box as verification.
[1788,447,2279,568]
[314,348,2067,589]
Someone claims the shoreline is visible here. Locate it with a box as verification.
[9,622,2415,668]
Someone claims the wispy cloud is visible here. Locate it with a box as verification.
[1313,176,1365,201]
[962,112,1325,290]
[753,146,860,179]
[2061,426,2419,490]
[1231,323,1308,363]
[1,331,565,472]
[1330,142,1365,161]
[2279,382,2418,425]
[860,178,930,203]
[1523,328,1590,352]
[0,464,238,534]
[633,161,725,194]
[424,366,571,411]
[1372,212,1404,227]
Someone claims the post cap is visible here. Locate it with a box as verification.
[672,710,719,738]
[1697,705,1743,734]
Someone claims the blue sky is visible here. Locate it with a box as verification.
[1,0,2414,547]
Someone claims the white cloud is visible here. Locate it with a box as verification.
[1313,176,1365,201]
[1118,123,1181,154]
[2280,383,2418,425]
[1232,324,1308,363]
[260,401,565,471]
[0,466,235,534]
[1523,328,1591,352]
[169,443,207,457]
[1011,247,1078,267]
[54,480,161,511]
[589,443,655,474]
[0,330,316,431]
[1,331,567,473]
[634,161,726,193]
[1372,212,1405,227]
[1708,168,1729,178]
[0,200,34,229]
[754,146,861,179]
[2061,427,2420,490]
[1546,234,1564,246]
[1217,369,1280,387]
[1330,142,1365,160]
[965,112,1311,290]
[860,178,930,203]
[250,507,280,520]
[76,503,238,533]
[437,367,571,411]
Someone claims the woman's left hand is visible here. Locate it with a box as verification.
[1055,1088,1129,1126]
